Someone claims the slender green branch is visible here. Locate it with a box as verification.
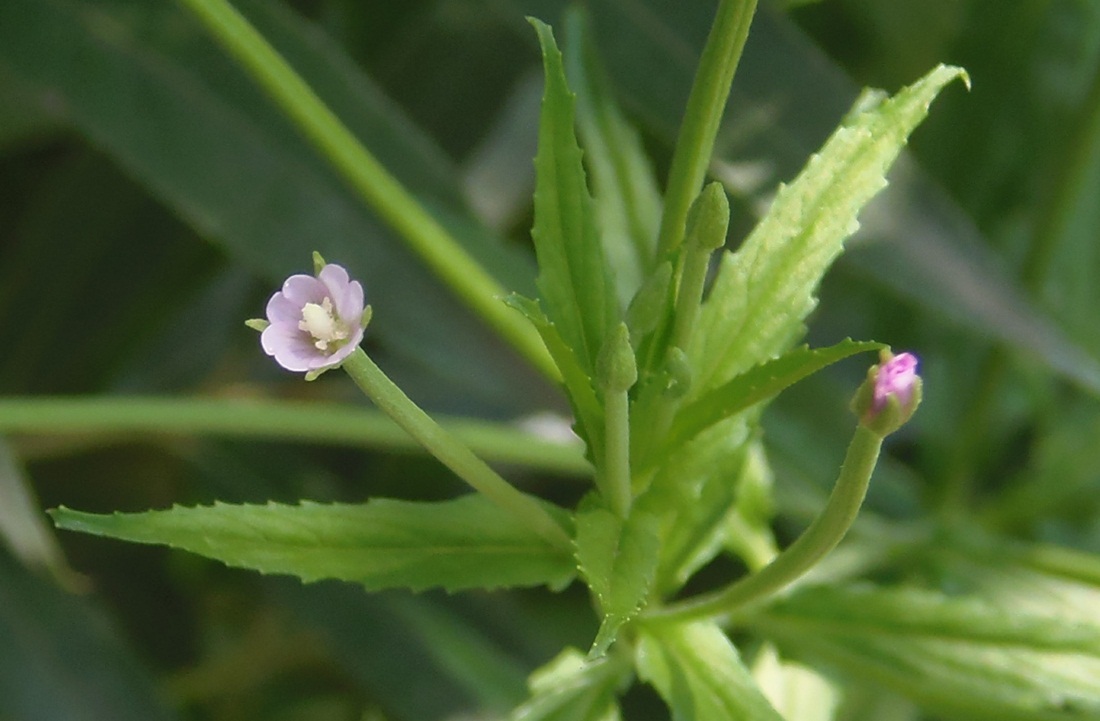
[596,323,638,518]
[0,397,590,476]
[669,243,712,353]
[341,349,572,550]
[655,0,756,258]
[175,0,558,382]
[644,424,882,625]
[602,388,633,518]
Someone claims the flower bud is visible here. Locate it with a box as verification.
[625,261,673,339]
[597,323,638,394]
[684,182,730,252]
[851,350,922,436]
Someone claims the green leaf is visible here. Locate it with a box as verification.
[636,621,785,721]
[574,493,661,656]
[0,547,179,721]
[757,583,1100,720]
[510,648,628,721]
[0,0,546,406]
[689,65,967,394]
[655,340,883,467]
[507,294,605,465]
[530,18,618,376]
[563,8,661,307]
[651,417,753,594]
[751,644,840,721]
[0,439,69,580]
[51,495,576,593]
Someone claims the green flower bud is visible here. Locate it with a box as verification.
[597,323,638,393]
[684,182,730,252]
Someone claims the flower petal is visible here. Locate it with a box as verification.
[281,274,326,306]
[261,324,314,372]
[266,292,302,325]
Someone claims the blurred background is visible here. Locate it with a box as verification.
[1,0,1099,719]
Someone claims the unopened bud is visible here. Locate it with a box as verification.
[684,182,730,252]
[851,350,922,436]
[626,261,673,339]
[597,323,638,393]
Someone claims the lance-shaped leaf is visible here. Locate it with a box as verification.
[508,294,604,466]
[756,583,1100,720]
[636,621,785,721]
[650,339,884,470]
[563,8,661,307]
[51,495,575,593]
[689,65,968,394]
[574,493,661,656]
[510,648,628,721]
[530,19,618,376]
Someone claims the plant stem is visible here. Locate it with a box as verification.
[341,349,572,551]
[175,0,558,382]
[655,0,756,258]
[0,397,590,476]
[602,388,633,518]
[669,243,712,356]
[644,424,882,624]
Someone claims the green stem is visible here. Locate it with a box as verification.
[669,244,712,356]
[655,0,756,258]
[602,388,633,518]
[341,349,572,551]
[0,397,590,476]
[176,0,558,382]
[644,424,882,624]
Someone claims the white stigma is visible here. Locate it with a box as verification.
[298,297,349,351]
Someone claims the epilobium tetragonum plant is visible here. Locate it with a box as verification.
[54,1,1100,720]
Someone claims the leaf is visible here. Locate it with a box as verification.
[689,65,968,395]
[751,644,840,721]
[0,546,179,721]
[574,493,661,656]
[0,438,69,579]
[652,418,753,594]
[659,339,884,466]
[51,495,576,593]
[757,583,1100,720]
[507,294,605,465]
[563,8,661,307]
[567,0,1100,394]
[510,647,628,721]
[530,18,618,376]
[636,621,786,721]
[0,0,548,408]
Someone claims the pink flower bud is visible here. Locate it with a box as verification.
[872,352,919,412]
[851,350,922,436]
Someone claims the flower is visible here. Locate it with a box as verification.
[258,261,367,377]
[851,350,922,436]
[872,351,919,412]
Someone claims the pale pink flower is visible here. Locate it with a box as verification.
[260,263,366,375]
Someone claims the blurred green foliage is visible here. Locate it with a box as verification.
[2,0,1100,719]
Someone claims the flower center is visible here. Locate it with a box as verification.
[298,297,349,352]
